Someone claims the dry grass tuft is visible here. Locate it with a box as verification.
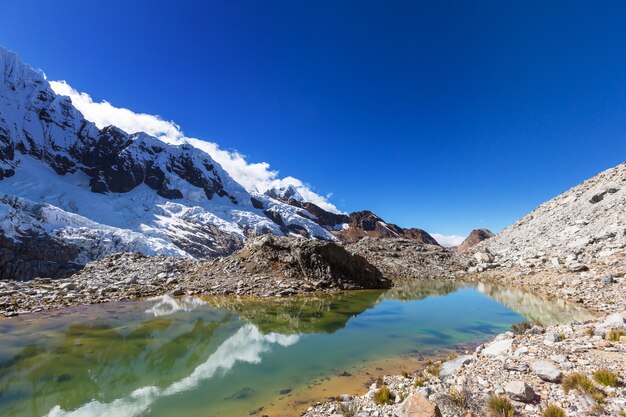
[487,395,515,417]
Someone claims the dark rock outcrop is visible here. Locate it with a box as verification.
[0,234,82,280]
[190,235,391,291]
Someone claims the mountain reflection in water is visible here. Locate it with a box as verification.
[0,281,595,417]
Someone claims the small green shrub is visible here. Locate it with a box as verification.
[593,368,619,387]
[487,395,515,417]
[338,401,359,417]
[449,388,468,409]
[585,327,595,336]
[542,404,566,417]
[511,321,532,334]
[607,329,625,341]
[373,386,395,405]
[401,369,411,378]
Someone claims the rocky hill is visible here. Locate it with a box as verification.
[454,228,494,253]
[473,162,626,273]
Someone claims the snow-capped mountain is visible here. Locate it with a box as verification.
[0,46,335,278]
[264,184,306,202]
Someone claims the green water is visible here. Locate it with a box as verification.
[0,281,594,417]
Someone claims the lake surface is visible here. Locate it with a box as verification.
[0,281,595,417]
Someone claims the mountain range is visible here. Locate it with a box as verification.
[0,46,448,279]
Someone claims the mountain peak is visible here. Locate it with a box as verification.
[264,184,304,202]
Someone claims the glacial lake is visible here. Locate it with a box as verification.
[0,281,595,417]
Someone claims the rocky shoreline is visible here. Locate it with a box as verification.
[301,261,626,417]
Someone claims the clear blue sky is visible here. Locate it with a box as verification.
[2,0,626,235]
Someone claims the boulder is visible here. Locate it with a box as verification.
[531,361,562,382]
[399,393,442,417]
[483,339,513,357]
[505,380,535,402]
[439,355,473,378]
[603,313,625,329]
[474,251,494,263]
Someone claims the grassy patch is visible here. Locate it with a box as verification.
[448,388,469,409]
[487,395,515,417]
[542,404,566,417]
[373,386,395,405]
[425,362,441,377]
[562,372,596,395]
[593,368,619,387]
[413,376,426,387]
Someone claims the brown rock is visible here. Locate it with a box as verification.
[399,393,442,417]
[454,228,494,253]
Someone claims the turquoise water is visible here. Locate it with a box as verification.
[0,281,594,417]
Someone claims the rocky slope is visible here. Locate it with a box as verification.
[472,162,626,272]
[0,46,341,279]
[347,237,468,280]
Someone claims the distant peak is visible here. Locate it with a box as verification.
[264,184,304,202]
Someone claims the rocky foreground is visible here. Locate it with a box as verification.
[303,312,626,417]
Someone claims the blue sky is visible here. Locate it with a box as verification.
[1,0,626,236]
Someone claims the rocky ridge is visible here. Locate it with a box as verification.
[0,236,389,316]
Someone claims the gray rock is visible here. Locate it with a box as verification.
[568,262,588,272]
[483,339,513,357]
[603,313,625,329]
[439,355,473,378]
[504,361,529,372]
[505,380,535,402]
[531,360,562,382]
[544,332,561,343]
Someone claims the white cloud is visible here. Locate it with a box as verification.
[431,233,466,248]
[49,80,340,213]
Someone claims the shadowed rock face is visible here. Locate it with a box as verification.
[190,235,392,291]
[0,234,81,280]
[454,228,494,253]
